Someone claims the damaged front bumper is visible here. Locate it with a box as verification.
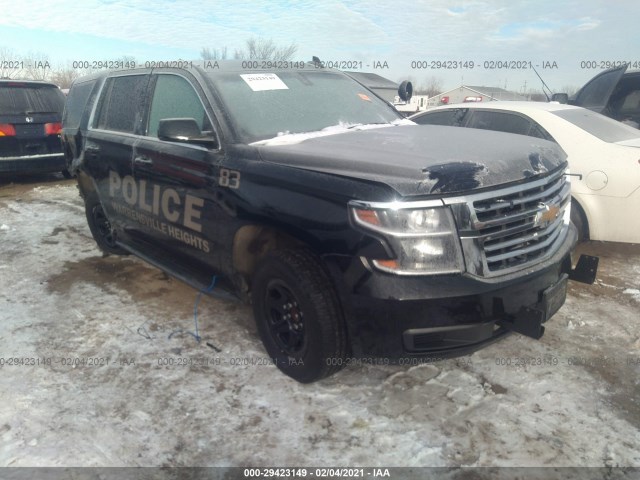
[329,223,598,360]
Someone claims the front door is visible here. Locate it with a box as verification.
[131,72,227,273]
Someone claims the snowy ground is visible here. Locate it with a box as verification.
[0,175,638,468]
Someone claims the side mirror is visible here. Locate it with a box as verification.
[398,80,413,102]
[551,93,569,104]
[158,118,217,147]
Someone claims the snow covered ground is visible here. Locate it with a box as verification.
[0,175,638,468]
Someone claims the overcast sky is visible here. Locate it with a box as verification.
[1,0,638,93]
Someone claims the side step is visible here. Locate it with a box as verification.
[119,240,241,303]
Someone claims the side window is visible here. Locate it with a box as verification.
[63,80,96,129]
[619,90,640,113]
[466,111,531,136]
[413,109,466,126]
[529,122,555,142]
[95,75,147,133]
[147,75,212,137]
[575,69,624,109]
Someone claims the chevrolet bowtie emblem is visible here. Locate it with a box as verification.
[534,203,560,227]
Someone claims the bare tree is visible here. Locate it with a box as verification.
[22,51,52,81]
[200,47,233,61]
[419,76,443,98]
[559,85,578,98]
[50,63,82,89]
[0,47,23,79]
[201,37,298,62]
[243,37,297,60]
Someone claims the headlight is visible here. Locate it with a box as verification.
[351,204,464,275]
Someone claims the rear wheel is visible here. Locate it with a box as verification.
[251,248,348,383]
[84,191,127,255]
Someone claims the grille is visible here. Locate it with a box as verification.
[469,169,570,274]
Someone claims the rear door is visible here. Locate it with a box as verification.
[62,78,102,173]
[84,72,151,241]
[572,65,627,114]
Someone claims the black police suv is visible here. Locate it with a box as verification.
[0,79,69,176]
[62,61,596,382]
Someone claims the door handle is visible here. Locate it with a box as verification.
[85,145,100,159]
[134,156,153,166]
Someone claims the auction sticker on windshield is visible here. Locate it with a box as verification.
[240,73,289,91]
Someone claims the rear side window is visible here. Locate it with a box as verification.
[147,75,211,137]
[552,108,640,142]
[63,80,97,129]
[466,111,531,136]
[95,75,148,133]
[0,83,65,115]
[413,109,466,126]
[620,90,640,113]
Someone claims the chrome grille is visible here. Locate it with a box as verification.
[447,168,571,277]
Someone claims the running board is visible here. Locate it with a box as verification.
[118,240,241,303]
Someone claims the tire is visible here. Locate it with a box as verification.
[251,248,348,383]
[570,202,588,243]
[84,191,128,255]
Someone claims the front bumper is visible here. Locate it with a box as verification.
[327,223,580,360]
[0,153,66,175]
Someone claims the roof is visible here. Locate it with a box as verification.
[0,79,60,87]
[416,101,584,116]
[70,60,351,85]
[466,86,518,95]
[344,72,398,90]
[436,85,528,101]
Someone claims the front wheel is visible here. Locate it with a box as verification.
[251,248,348,383]
[84,191,128,255]
[570,203,588,243]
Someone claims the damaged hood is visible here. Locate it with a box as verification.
[257,125,567,196]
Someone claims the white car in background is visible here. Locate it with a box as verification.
[410,102,640,244]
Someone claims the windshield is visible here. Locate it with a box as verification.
[552,108,640,142]
[209,71,403,143]
[0,83,65,115]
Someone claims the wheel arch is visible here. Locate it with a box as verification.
[232,224,312,285]
[571,195,590,241]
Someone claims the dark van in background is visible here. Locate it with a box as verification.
[553,64,640,129]
[0,79,69,177]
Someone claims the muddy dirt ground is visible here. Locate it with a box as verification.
[0,175,638,468]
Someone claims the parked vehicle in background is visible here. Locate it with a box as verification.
[63,62,596,383]
[411,102,640,244]
[553,65,640,129]
[0,79,69,177]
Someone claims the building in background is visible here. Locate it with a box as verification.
[394,94,430,115]
[428,85,528,106]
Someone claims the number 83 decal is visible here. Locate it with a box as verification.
[218,168,240,189]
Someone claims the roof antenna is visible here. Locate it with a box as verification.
[531,64,552,101]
